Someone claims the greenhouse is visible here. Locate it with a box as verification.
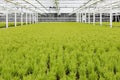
[0,0,120,80]
[0,0,120,28]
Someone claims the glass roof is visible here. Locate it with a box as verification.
[0,0,120,13]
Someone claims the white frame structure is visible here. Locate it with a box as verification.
[0,0,120,28]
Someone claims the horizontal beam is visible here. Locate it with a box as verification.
[35,0,49,12]
[22,0,46,13]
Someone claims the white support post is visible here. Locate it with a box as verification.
[37,13,39,22]
[29,13,30,24]
[15,12,17,27]
[35,13,37,23]
[27,13,30,24]
[26,13,28,25]
[76,13,79,22]
[31,13,33,24]
[33,13,34,23]
[6,11,8,28]
[85,13,87,23]
[36,13,38,23]
[34,13,36,23]
[100,13,102,26]
[93,13,95,25]
[32,13,34,24]
[21,13,23,26]
[36,13,37,23]
[28,13,31,24]
[81,13,83,22]
[33,13,35,24]
[88,13,90,23]
[82,13,83,23]
[31,13,32,24]
[110,12,113,28]
[79,13,81,22]
[29,13,31,24]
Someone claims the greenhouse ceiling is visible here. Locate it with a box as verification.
[0,0,120,13]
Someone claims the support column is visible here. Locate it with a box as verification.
[29,13,31,24]
[79,13,81,22]
[82,13,83,23]
[33,13,35,23]
[88,13,91,23]
[26,13,28,25]
[32,13,34,24]
[27,13,30,24]
[110,12,113,28]
[36,13,37,23]
[21,13,23,26]
[31,13,32,23]
[93,13,95,25]
[100,13,102,26]
[37,13,39,22]
[85,13,87,23]
[35,13,37,23]
[33,13,34,23]
[6,11,8,28]
[34,13,36,23]
[76,13,79,22]
[15,12,17,27]
[28,13,31,24]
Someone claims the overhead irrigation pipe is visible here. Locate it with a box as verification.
[5,0,39,13]
[35,0,50,12]
[69,0,102,15]
[81,0,120,13]
[22,0,47,13]
[69,0,92,15]
[5,0,41,13]
[78,6,120,14]
[77,0,103,12]
[94,0,120,13]
[73,0,92,12]
[0,1,20,12]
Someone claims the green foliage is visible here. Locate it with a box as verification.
[0,22,120,80]
[0,22,25,28]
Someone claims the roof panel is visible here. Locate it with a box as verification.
[0,0,120,13]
